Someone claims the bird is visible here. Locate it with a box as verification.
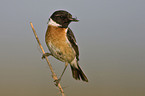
[42,10,88,85]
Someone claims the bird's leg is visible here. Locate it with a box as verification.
[54,62,68,86]
[42,53,52,59]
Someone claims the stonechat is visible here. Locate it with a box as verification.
[43,10,88,85]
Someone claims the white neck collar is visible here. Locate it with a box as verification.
[48,18,62,27]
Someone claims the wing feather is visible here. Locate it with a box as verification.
[67,28,79,61]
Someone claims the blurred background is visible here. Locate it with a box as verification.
[0,0,145,96]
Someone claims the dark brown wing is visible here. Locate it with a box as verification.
[67,28,79,61]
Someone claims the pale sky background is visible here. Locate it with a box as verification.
[0,0,145,96]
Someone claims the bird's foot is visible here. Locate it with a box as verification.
[42,53,51,59]
[54,78,61,86]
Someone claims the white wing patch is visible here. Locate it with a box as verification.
[70,57,78,69]
[65,28,68,33]
[48,18,62,27]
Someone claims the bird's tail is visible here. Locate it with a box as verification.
[70,63,88,82]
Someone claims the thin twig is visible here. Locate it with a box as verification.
[30,22,65,96]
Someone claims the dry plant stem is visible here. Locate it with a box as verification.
[30,22,65,96]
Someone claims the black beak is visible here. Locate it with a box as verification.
[69,17,79,22]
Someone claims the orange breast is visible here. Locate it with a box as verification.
[45,25,75,63]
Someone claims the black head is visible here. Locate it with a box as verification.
[50,10,79,28]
